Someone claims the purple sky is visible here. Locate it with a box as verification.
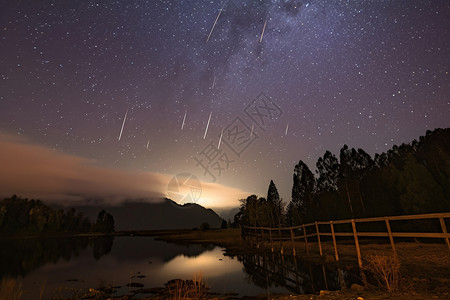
[1,0,449,208]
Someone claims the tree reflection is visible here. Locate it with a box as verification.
[237,252,356,294]
[0,236,114,279]
[92,236,114,260]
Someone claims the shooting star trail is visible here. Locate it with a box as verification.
[218,128,223,149]
[285,123,289,135]
[206,3,225,42]
[259,19,267,43]
[211,76,216,89]
[118,109,128,141]
[146,139,150,149]
[250,123,254,138]
[203,112,212,139]
[181,110,187,130]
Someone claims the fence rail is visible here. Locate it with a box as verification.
[241,212,450,268]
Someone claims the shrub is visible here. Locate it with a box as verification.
[200,222,210,230]
[364,254,400,292]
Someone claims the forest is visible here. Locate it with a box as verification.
[235,128,450,227]
[0,195,114,235]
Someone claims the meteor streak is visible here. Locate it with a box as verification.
[285,123,289,135]
[259,19,267,43]
[146,139,150,149]
[211,76,216,89]
[250,123,254,138]
[118,109,128,141]
[206,3,225,42]
[181,110,187,130]
[203,112,212,139]
[218,128,223,149]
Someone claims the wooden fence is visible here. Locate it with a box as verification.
[242,212,450,268]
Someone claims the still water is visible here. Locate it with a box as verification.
[0,236,354,299]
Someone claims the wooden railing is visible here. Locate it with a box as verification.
[242,212,450,268]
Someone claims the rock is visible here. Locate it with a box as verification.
[126,282,144,288]
[98,286,116,294]
[166,278,183,286]
[145,287,165,294]
[133,288,156,294]
[319,290,331,296]
[351,283,365,291]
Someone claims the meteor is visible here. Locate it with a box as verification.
[118,109,128,141]
[250,123,254,138]
[259,19,267,43]
[181,110,187,130]
[211,75,216,89]
[218,128,223,149]
[203,112,212,139]
[285,123,289,135]
[146,139,150,149]
[206,3,225,42]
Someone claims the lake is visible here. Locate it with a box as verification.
[0,236,355,299]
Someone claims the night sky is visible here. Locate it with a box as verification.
[1,0,449,208]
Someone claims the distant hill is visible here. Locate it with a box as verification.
[215,206,240,222]
[68,198,223,230]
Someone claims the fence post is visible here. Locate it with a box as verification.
[384,217,397,258]
[279,228,283,255]
[303,224,309,255]
[260,228,264,249]
[351,219,363,268]
[330,221,339,262]
[290,227,296,256]
[315,221,323,255]
[439,216,450,252]
[269,228,274,252]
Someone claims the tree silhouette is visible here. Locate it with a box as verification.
[94,210,115,233]
[288,161,315,225]
[0,196,93,234]
[316,151,340,193]
[267,180,284,226]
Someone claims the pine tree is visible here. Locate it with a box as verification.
[267,180,283,227]
[289,160,315,225]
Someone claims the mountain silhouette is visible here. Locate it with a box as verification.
[68,198,222,230]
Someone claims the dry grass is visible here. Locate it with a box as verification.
[364,255,400,292]
[167,273,208,299]
[0,278,22,300]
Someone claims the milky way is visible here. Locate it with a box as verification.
[1,0,449,205]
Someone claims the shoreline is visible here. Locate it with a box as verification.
[148,228,450,300]
[2,229,449,299]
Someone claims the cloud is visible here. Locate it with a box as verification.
[0,132,250,208]
[0,132,168,205]
[196,181,249,209]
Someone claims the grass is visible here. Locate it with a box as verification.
[364,255,400,292]
[166,273,208,300]
[0,278,22,300]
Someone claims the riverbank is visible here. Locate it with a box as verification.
[153,228,245,253]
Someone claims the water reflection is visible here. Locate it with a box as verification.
[238,252,359,295]
[0,236,113,279]
[2,237,358,299]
